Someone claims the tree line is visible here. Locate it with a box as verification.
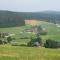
[0,10,60,27]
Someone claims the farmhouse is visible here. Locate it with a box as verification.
[24,20,47,35]
[24,20,40,33]
[24,25,39,34]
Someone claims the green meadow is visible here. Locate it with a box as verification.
[0,45,60,60]
[0,21,60,60]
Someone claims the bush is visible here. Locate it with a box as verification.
[40,31,47,35]
[56,42,60,48]
[20,37,29,39]
[20,44,27,47]
[3,40,7,44]
[44,39,58,48]
[7,36,12,43]
[27,36,42,47]
[0,40,3,44]
[11,42,20,46]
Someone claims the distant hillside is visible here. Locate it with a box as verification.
[0,10,60,27]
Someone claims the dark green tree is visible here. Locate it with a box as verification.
[7,36,12,43]
[27,36,42,47]
[44,39,58,48]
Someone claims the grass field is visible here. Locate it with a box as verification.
[0,21,60,42]
[0,21,60,60]
[0,45,60,60]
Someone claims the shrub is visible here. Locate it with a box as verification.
[56,42,60,48]
[7,36,12,43]
[40,31,47,35]
[0,40,3,44]
[20,44,27,47]
[11,42,20,46]
[20,37,29,39]
[3,40,7,44]
[44,39,58,48]
[27,36,42,47]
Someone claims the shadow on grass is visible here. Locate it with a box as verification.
[11,43,36,48]
[19,44,27,47]
[11,43,28,47]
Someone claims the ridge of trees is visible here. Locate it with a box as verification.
[0,10,60,27]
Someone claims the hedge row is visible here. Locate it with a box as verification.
[27,37,60,48]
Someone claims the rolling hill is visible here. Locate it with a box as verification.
[0,21,60,60]
[0,10,60,27]
[0,20,60,42]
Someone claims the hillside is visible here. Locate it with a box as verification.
[0,21,60,42]
[0,10,60,27]
[0,21,60,60]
